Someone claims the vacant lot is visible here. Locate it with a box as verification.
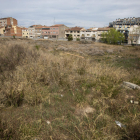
[0,38,140,140]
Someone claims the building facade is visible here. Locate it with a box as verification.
[4,25,22,37]
[0,17,17,27]
[0,26,5,36]
[109,17,140,42]
[128,25,140,45]
[28,25,36,38]
[96,27,110,41]
[80,27,98,41]
[22,28,29,38]
[65,26,83,39]
[42,24,68,39]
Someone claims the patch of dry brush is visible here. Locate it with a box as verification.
[0,40,140,139]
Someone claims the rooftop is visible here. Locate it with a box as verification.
[65,26,83,31]
[51,24,64,27]
[97,27,110,31]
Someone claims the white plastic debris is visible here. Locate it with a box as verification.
[115,121,126,128]
[130,100,133,103]
[130,100,139,104]
[61,94,63,97]
[134,101,139,104]
[46,120,51,125]
[123,82,140,90]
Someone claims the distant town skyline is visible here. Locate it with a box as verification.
[0,0,140,28]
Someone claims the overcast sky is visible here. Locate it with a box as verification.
[0,0,140,28]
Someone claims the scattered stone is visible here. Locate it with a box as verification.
[75,106,95,116]
[106,49,114,53]
[46,120,51,125]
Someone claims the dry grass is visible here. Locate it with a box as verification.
[0,38,140,140]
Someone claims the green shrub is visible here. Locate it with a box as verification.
[76,38,80,41]
[68,34,73,41]
[35,45,40,50]
[13,35,15,39]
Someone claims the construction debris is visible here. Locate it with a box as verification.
[123,82,140,90]
[115,121,126,128]
[130,100,139,104]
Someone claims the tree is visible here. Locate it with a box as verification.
[68,34,73,41]
[101,28,125,44]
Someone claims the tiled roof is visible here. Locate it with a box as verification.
[51,24,64,27]
[35,26,48,29]
[22,27,28,30]
[65,26,83,31]
[97,27,110,31]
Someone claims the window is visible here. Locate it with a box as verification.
[77,31,79,33]
[27,33,28,34]
[46,32,47,33]
[53,28,55,30]
[87,34,90,36]
[23,33,24,34]
[53,32,55,33]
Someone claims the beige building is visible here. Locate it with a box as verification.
[22,28,29,38]
[65,26,84,39]
[96,27,110,41]
[0,26,5,36]
[128,25,140,45]
[80,27,98,41]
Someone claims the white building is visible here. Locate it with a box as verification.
[128,25,140,45]
[80,27,98,41]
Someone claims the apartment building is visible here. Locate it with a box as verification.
[42,24,68,39]
[42,26,51,39]
[109,17,140,29]
[65,26,83,39]
[22,27,29,38]
[109,17,140,42]
[80,27,98,41]
[28,25,36,38]
[128,25,140,45]
[96,27,110,41]
[35,26,47,38]
[0,17,17,27]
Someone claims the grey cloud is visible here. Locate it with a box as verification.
[0,0,140,28]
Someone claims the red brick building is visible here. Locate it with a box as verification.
[42,24,69,39]
[0,17,17,26]
[4,25,22,37]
